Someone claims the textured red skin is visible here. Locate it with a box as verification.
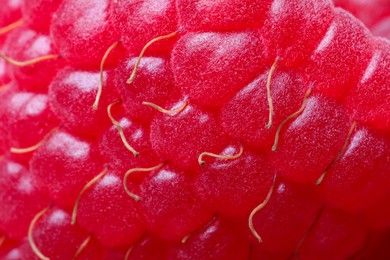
[177,0,273,31]
[0,86,59,164]
[0,0,22,28]
[0,0,390,257]
[334,0,390,28]
[270,94,351,184]
[77,171,146,248]
[306,8,374,101]
[251,179,321,253]
[51,0,124,68]
[0,85,15,154]
[48,66,117,137]
[1,91,59,150]
[168,217,250,260]
[30,130,103,209]
[319,125,390,211]
[221,67,309,150]
[140,166,214,241]
[194,145,275,218]
[2,26,63,92]
[261,0,335,66]
[113,55,180,124]
[21,0,62,32]
[73,236,108,260]
[298,208,368,260]
[31,207,89,260]
[111,0,178,54]
[99,110,161,173]
[0,158,49,240]
[344,38,390,133]
[127,234,171,259]
[0,239,39,260]
[171,31,271,108]
[150,103,226,171]
[0,57,10,86]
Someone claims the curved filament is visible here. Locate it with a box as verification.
[265,59,279,129]
[73,235,92,260]
[123,164,164,201]
[142,101,188,115]
[92,41,120,110]
[198,143,244,166]
[28,206,51,260]
[10,126,60,154]
[107,101,139,157]
[71,168,108,225]
[0,19,24,35]
[248,174,277,243]
[0,54,58,67]
[272,88,312,151]
[127,32,177,84]
[316,121,357,185]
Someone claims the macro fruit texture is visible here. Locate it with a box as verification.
[0,0,389,259]
[334,0,390,39]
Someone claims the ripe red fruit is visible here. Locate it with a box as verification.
[0,0,389,258]
[306,8,374,100]
[111,0,178,54]
[171,31,270,108]
[0,90,59,151]
[50,0,124,68]
[177,0,273,31]
[261,0,335,66]
[318,125,390,211]
[112,55,179,124]
[194,145,274,218]
[99,108,161,172]
[48,66,117,137]
[30,130,103,209]
[150,103,225,170]
[0,158,49,240]
[139,165,214,240]
[271,94,351,184]
[334,0,390,28]
[2,26,63,92]
[169,216,250,259]
[0,0,22,30]
[29,207,89,260]
[76,171,146,248]
[21,0,62,33]
[344,38,390,133]
[297,208,368,260]
[250,179,321,253]
[221,67,308,150]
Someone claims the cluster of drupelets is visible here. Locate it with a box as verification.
[0,0,389,259]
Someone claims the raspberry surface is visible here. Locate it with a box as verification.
[0,0,389,259]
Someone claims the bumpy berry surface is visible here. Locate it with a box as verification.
[334,0,390,39]
[0,0,389,259]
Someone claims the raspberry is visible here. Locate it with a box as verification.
[334,0,390,28]
[297,208,368,260]
[2,26,63,92]
[76,170,146,248]
[334,0,390,39]
[0,0,389,259]
[171,31,270,108]
[48,66,117,137]
[21,0,62,33]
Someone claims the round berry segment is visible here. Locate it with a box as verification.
[0,0,389,258]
